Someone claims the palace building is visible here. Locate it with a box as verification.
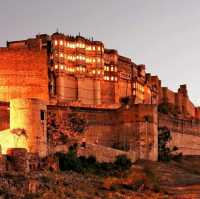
[1,32,159,106]
[0,32,200,162]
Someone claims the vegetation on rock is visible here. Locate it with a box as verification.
[158,127,182,161]
[56,145,132,176]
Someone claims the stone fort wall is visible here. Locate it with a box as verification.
[0,101,9,131]
[159,114,200,155]
[47,104,158,161]
[0,47,49,102]
[160,86,200,119]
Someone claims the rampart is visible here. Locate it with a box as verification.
[47,104,158,161]
[158,113,200,155]
[0,47,49,102]
[160,85,200,119]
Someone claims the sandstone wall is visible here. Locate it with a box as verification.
[161,87,176,104]
[100,81,115,104]
[47,104,158,161]
[47,105,117,148]
[159,114,200,155]
[0,48,49,102]
[160,86,198,119]
[117,104,158,161]
[0,102,9,131]
[78,77,95,105]
[10,98,47,157]
[117,80,132,100]
[184,97,196,117]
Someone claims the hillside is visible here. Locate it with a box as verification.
[1,156,200,198]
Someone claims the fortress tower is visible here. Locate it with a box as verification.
[10,98,47,157]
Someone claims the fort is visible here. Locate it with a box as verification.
[0,32,200,172]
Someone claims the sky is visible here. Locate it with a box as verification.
[0,0,200,105]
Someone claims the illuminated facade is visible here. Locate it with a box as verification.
[47,33,159,106]
[4,32,158,107]
[1,32,200,161]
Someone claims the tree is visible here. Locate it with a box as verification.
[158,127,182,161]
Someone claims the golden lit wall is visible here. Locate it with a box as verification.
[0,48,49,102]
[0,129,28,154]
[10,98,47,157]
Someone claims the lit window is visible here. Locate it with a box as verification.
[54,40,58,45]
[104,66,107,70]
[97,58,101,63]
[104,76,107,80]
[106,66,109,71]
[60,65,64,70]
[54,64,58,69]
[107,76,110,80]
[111,67,114,71]
[97,70,101,75]
[60,40,63,45]
[93,59,96,63]
[92,70,96,74]
[60,53,63,58]
[86,46,91,50]
[70,43,75,48]
[115,77,118,81]
[111,76,114,81]
[93,46,95,50]
[98,46,101,51]
[83,68,86,72]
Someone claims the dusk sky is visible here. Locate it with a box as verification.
[0,0,200,105]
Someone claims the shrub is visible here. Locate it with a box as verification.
[158,103,169,114]
[114,155,132,170]
[23,193,41,199]
[120,96,130,106]
[59,148,82,172]
[56,148,131,175]
[87,155,96,164]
